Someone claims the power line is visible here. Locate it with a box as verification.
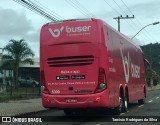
[112,0,139,32]
[103,0,137,35]
[33,0,65,20]
[109,0,152,44]
[73,0,96,17]
[113,0,127,15]
[13,0,49,21]
[113,15,134,32]
[120,0,133,14]
[103,0,149,45]
[103,0,121,15]
[121,0,152,39]
[65,0,91,18]
[27,0,61,21]
[13,0,61,21]
[120,0,158,44]
[118,0,149,43]
[65,0,97,18]
[24,0,59,21]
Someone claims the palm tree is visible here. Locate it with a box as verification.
[2,39,35,88]
[0,61,13,93]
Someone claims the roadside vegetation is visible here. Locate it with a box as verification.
[1,39,35,88]
[0,39,39,102]
[141,43,160,86]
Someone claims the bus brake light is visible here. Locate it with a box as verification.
[95,67,107,93]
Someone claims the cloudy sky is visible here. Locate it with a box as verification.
[0,0,160,57]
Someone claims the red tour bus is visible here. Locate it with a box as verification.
[40,18,148,115]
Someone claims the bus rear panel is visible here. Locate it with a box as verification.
[40,19,110,108]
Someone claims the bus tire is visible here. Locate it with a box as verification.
[138,94,145,105]
[122,96,128,112]
[114,97,123,115]
[114,95,128,115]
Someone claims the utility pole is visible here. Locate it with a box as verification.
[0,48,2,60]
[113,15,134,32]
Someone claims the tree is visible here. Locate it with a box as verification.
[2,39,35,88]
[141,43,160,85]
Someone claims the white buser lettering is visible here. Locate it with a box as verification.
[131,62,140,78]
[120,48,130,83]
[120,48,141,83]
[66,26,91,33]
[49,25,91,38]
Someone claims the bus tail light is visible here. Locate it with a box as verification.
[41,85,49,94]
[95,96,101,102]
[95,67,107,93]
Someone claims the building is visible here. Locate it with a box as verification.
[0,57,40,85]
[19,58,40,81]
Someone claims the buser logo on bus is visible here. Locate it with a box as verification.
[49,25,91,38]
[120,48,140,83]
[49,26,64,38]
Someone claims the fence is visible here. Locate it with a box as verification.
[0,83,41,102]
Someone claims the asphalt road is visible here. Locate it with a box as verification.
[1,89,160,125]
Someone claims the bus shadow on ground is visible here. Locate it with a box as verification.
[55,103,141,122]
[71,103,140,116]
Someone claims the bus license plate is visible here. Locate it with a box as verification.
[66,98,77,103]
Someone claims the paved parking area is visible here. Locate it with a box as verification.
[0,98,47,116]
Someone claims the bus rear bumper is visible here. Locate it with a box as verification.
[42,90,110,108]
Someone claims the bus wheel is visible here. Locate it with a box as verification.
[138,93,145,105]
[114,97,123,115]
[114,96,127,115]
[122,96,128,112]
